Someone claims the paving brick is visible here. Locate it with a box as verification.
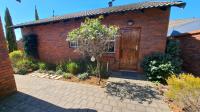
[112,106,122,112]
[126,103,135,110]
[94,103,104,110]
[146,107,157,112]
[0,75,170,112]
[101,99,110,105]
[103,105,113,112]
[135,105,146,112]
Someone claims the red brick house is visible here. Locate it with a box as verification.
[13,1,185,72]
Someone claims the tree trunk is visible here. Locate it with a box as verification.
[96,60,101,85]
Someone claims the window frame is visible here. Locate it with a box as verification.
[69,41,79,48]
[106,39,115,53]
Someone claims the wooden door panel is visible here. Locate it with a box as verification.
[120,28,140,70]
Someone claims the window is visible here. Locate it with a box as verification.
[107,40,115,53]
[69,41,78,48]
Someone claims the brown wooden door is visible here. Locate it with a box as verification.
[119,28,140,70]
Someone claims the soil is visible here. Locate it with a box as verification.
[61,76,107,87]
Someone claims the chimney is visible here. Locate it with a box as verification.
[108,1,112,7]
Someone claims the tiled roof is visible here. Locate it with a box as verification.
[13,1,186,28]
[168,18,200,36]
[169,18,200,28]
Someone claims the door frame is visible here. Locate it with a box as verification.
[118,27,141,71]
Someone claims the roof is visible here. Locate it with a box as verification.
[13,1,186,28]
[172,29,200,37]
[168,18,200,36]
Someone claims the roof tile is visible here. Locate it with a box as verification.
[13,1,186,28]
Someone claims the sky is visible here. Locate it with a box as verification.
[0,0,199,40]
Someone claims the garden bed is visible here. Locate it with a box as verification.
[62,75,107,87]
[27,71,108,87]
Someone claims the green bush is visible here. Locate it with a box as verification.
[87,63,97,75]
[141,52,182,83]
[166,73,200,112]
[38,62,47,71]
[15,59,37,75]
[9,50,25,67]
[47,70,55,75]
[78,72,89,80]
[17,67,28,75]
[76,59,88,73]
[87,62,107,77]
[46,63,56,71]
[56,63,65,72]
[23,34,38,58]
[66,61,79,74]
[166,39,181,57]
[63,73,72,79]
[55,69,64,75]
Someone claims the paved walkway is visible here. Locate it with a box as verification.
[0,75,170,112]
[108,71,152,86]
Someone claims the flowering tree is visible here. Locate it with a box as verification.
[67,16,119,84]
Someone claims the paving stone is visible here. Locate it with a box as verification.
[109,100,118,106]
[135,105,146,112]
[40,74,49,78]
[112,106,122,112]
[94,103,104,110]
[0,75,170,112]
[50,75,58,79]
[103,105,113,112]
[101,99,110,105]
[126,103,135,110]
[94,97,102,103]
[121,108,134,112]
[117,102,127,108]
[87,101,96,108]
[146,107,157,112]
[54,76,63,80]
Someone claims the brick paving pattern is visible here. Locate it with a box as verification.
[0,75,170,112]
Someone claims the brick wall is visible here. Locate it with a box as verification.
[21,8,170,71]
[17,39,24,51]
[175,30,200,76]
[0,18,17,98]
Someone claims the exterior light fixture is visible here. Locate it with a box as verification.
[91,56,95,62]
[127,20,134,26]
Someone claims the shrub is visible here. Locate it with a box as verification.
[77,72,89,80]
[76,58,88,73]
[55,69,64,75]
[17,67,28,75]
[166,73,200,112]
[166,39,181,57]
[166,39,183,74]
[66,61,79,74]
[38,62,47,71]
[87,62,107,77]
[87,63,97,75]
[141,52,182,83]
[46,63,56,71]
[47,70,55,75]
[23,34,38,58]
[56,63,65,72]
[15,59,37,74]
[63,73,72,79]
[9,50,25,67]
